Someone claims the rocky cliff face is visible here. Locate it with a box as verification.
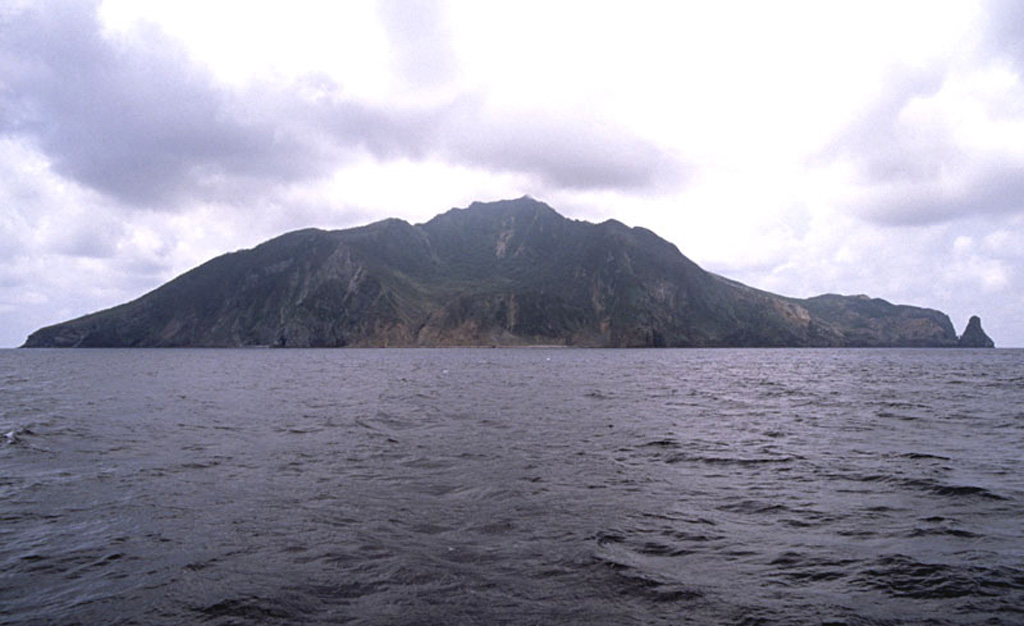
[958,315,995,348]
[23,197,966,348]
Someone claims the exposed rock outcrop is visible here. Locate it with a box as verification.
[958,315,995,348]
[22,197,963,348]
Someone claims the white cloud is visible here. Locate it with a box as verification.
[949,235,1011,292]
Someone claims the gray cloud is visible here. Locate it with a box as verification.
[50,217,123,258]
[372,0,683,189]
[813,2,1024,229]
[859,164,1024,226]
[439,105,684,190]
[0,2,684,211]
[984,0,1024,69]
[0,3,332,208]
[302,85,445,161]
[820,68,946,183]
[818,59,1024,227]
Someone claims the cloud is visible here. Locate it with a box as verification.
[0,135,125,262]
[377,0,457,89]
[819,67,945,179]
[984,0,1024,69]
[857,163,1024,226]
[1,2,337,209]
[815,4,1024,229]
[0,1,682,213]
[438,103,685,191]
[821,74,1024,226]
[949,234,1010,292]
[266,83,682,194]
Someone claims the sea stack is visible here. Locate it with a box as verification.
[958,315,995,348]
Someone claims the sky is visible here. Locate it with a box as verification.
[1,0,1022,348]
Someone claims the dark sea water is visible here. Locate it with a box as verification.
[1,348,1022,625]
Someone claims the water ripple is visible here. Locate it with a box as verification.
[0,347,1022,625]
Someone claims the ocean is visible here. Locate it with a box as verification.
[1,348,1022,625]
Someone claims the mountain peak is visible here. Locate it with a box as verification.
[463,196,559,219]
[470,194,541,207]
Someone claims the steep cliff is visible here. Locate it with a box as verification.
[23,197,963,348]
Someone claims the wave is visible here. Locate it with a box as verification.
[197,594,313,623]
[590,533,705,603]
[2,426,43,451]
[905,478,1008,501]
[853,554,1024,600]
[900,452,952,461]
[3,426,31,445]
[665,453,793,466]
[829,472,1008,501]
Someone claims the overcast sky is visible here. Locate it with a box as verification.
[2,0,1022,347]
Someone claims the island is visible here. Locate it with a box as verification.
[23,197,994,349]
